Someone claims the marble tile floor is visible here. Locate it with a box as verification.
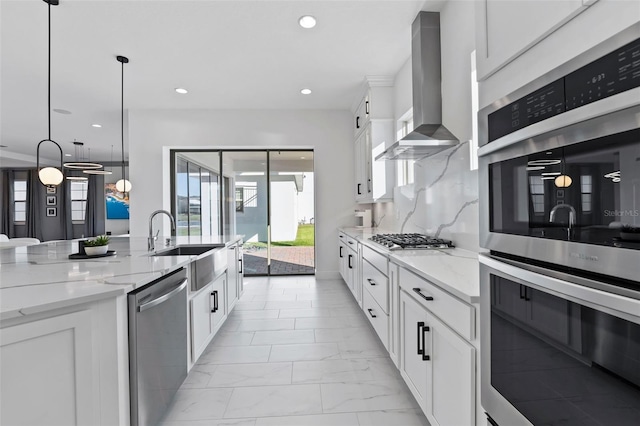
[161,276,429,426]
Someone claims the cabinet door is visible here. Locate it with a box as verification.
[346,250,356,294]
[426,314,475,426]
[388,263,400,367]
[226,245,238,309]
[338,241,347,282]
[191,284,213,361]
[399,290,428,412]
[211,274,227,331]
[354,132,366,201]
[476,0,585,79]
[364,126,373,197]
[1,310,95,425]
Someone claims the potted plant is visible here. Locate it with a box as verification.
[83,235,110,256]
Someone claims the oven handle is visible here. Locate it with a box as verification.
[480,254,640,322]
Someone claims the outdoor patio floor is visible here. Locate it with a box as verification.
[243,246,314,275]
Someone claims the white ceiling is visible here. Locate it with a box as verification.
[1,0,441,166]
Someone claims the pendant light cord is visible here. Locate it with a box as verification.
[121,59,126,192]
[47,1,52,140]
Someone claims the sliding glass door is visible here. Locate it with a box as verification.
[172,149,314,276]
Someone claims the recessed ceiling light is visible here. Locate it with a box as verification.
[91,124,102,128]
[299,15,316,29]
[53,108,71,115]
[175,88,188,94]
[301,88,312,95]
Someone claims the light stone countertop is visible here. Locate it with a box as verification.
[339,227,480,304]
[0,235,242,321]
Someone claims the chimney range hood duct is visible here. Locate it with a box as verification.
[376,12,459,161]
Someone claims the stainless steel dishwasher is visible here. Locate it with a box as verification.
[128,268,188,426]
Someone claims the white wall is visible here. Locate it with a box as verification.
[128,109,354,279]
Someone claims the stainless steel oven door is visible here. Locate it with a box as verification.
[478,104,640,282]
[480,253,640,426]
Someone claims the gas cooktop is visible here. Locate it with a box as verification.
[369,233,455,250]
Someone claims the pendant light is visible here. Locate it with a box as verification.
[36,0,64,188]
[115,55,131,193]
[83,145,113,175]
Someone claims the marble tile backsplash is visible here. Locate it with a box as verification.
[372,141,479,252]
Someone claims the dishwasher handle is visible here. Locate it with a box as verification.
[138,278,188,312]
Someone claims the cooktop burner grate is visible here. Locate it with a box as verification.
[369,233,455,250]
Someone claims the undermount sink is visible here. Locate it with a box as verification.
[152,245,220,256]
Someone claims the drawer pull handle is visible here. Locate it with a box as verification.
[339,246,343,258]
[211,290,219,313]
[417,321,424,356]
[348,254,353,269]
[413,288,434,301]
[367,308,377,318]
[367,278,376,286]
[422,324,431,361]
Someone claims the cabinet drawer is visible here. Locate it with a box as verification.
[400,268,475,340]
[362,245,387,275]
[345,235,358,251]
[363,288,388,350]
[362,259,389,314]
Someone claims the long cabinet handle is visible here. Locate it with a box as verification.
[417,321,424,356]
[348,254,353,269]
[356,116,360,129]
[365,100,370,115]
[421,324,431,361]
[339,246,343,258]
[357,183,362,195]
[367,308,377,318]
[367,278,376,286]
[239,258,243,274]
[211,290,218,313]
[413,288,434,301]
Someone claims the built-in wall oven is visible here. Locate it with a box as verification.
[478,22,640,426]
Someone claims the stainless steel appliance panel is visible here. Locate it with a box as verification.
[129,268,188,426]
[480,254,640,426]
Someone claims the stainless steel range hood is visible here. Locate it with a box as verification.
[376,11,459,161]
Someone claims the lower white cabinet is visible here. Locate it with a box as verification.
[190,273,227,363]
[0,297,129,426]
[400,290,475,426]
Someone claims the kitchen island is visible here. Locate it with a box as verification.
[0,235,242,426]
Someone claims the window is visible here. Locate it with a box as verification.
[71,181,88,223]
[13,179,27,223]
[397,112,415,186]
[236,185,257,212]
[235,187,244,212]
[529,175,545,215]
[581,175,592,213]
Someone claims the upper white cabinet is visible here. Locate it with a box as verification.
[475,0,593,80]
[355,120,395,203]
[352,78,395,204]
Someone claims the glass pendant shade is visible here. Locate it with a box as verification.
[116,179,132,193]
[38,166,64,186]
[554,175,573,188]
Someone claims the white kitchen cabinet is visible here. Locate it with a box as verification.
[388,261,401,367]
[355,120,395,203]
[226,241,243,311]
[190,282,214,362]
[211,273,227,332]
[190,272,228,363]
[339,232,361,307]
[0,297,129,426]
[400,290,475,426]
[352,80,393,137]
[475,0,590,80]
